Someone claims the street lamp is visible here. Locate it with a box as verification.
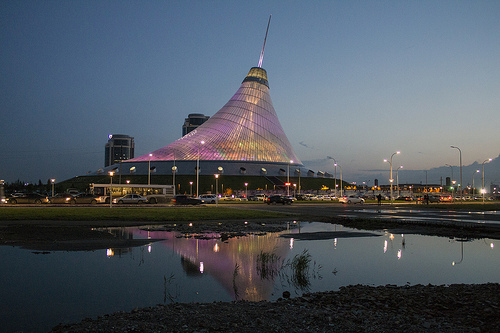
[109,171,114,208]
[196,140,205,197]
[472,169,480,196]
[215,174,219,207]
[51,179,55,197]
[396,166,403,198]
[384,151,400,205]
[172,165,177,196]
[287,160,293,196]
[450,146,462,201]
[148,153,153,185]
[338,163,343,197]
[327,156,337,199]
[482,158,492,203]
[244,182,248,200]
[189,181,193,196]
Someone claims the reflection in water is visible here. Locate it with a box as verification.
[133,228,293,301]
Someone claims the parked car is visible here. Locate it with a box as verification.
[220,195,235,201]
[49,193,75,204]
[71,193,100,204]
[7,193,49,204]
[173,195,203,205]
[338,195,365,204]
[113,194,148,204]
[251,194,267,201]
[199,194,217,204]
[266,195,293,205]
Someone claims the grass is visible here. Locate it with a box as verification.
[0,206,289,221]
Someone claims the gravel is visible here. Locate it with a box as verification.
[52,283,500,332]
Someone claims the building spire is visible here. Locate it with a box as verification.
[258,15,272,68]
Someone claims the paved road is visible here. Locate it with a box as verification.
[225,203,500,227]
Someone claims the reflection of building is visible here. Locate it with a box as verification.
[182,113,210,137]
[105,134,134,167]
[134,229,292,301]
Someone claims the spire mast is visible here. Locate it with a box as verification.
[258,15,272,68]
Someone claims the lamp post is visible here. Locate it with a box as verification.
[293,183,297,197]
[482,158,492,203]
[338,164,343,197]
[327,156,337,199]
[196,140,205,197]
[172,166,177,196]
[109,171,114,208]
[215,174,219,207]
[244,182,248,200]
[287,160,293,196]
[472,169,480,196]
[450,146,462,201]
[396,166,403,198]
[384,151,400,205]
[148,153,153,185]
[189,181,193,196]
[51,179,55,197]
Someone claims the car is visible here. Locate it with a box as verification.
[338,195,365,204]
[266,195,293,205]
[49,193,76,204]
[72,193,100,204]
[172,195,204,205]
[251,194,267,201]
[113,194,148,204]
[199,194,217,204]
[6,193,49,204]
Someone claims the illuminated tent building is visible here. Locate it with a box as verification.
[109,65,305,179]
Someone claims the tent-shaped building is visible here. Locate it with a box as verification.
[109,65,304,178]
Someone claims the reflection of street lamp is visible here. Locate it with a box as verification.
[452,240,465,266]
[472,169,480,196]
[327,156,337,199]
[189,181,193,196]
[384,151,400,205]
[215,174,219,207]
[109,171,114,208]
[244,182,248,199]
[450,146,462,201]
[482,158,492,203]
[148,153,153,185]
[396,166,403,198]
[51,179,55,197]
[196,141,205,197]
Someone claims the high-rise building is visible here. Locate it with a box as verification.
[104,134,134,167]
[182,113,210,137]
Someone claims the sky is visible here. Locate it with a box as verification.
[1,1,499,188]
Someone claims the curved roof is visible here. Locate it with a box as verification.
[128,67,302,165]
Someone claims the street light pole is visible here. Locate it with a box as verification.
[482,158,492,203]
[189,181,193,196]
[244,182,248,200]
[148,153,152,185]
[51,179,55,197]
[327,156,337,199]
[109,171,114,208]
[215,174,219,207]
[196,140,205,198]
[396,166,403,198]
[287,160,293,196]
[384,151,400,205]
[472,169,480,196]
[450,146,462,201]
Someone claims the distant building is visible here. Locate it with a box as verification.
[105,134,134,167]
[182,113,210,136]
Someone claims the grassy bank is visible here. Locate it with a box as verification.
[0,206,290,222]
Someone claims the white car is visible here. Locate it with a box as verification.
[199,194,217,204]
[113,194,148,204]
[339,195,365,204]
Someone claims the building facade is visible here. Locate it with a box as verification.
[182,113,210,137]
[104,134,135,167]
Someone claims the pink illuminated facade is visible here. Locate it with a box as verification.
[128,67,301,166]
